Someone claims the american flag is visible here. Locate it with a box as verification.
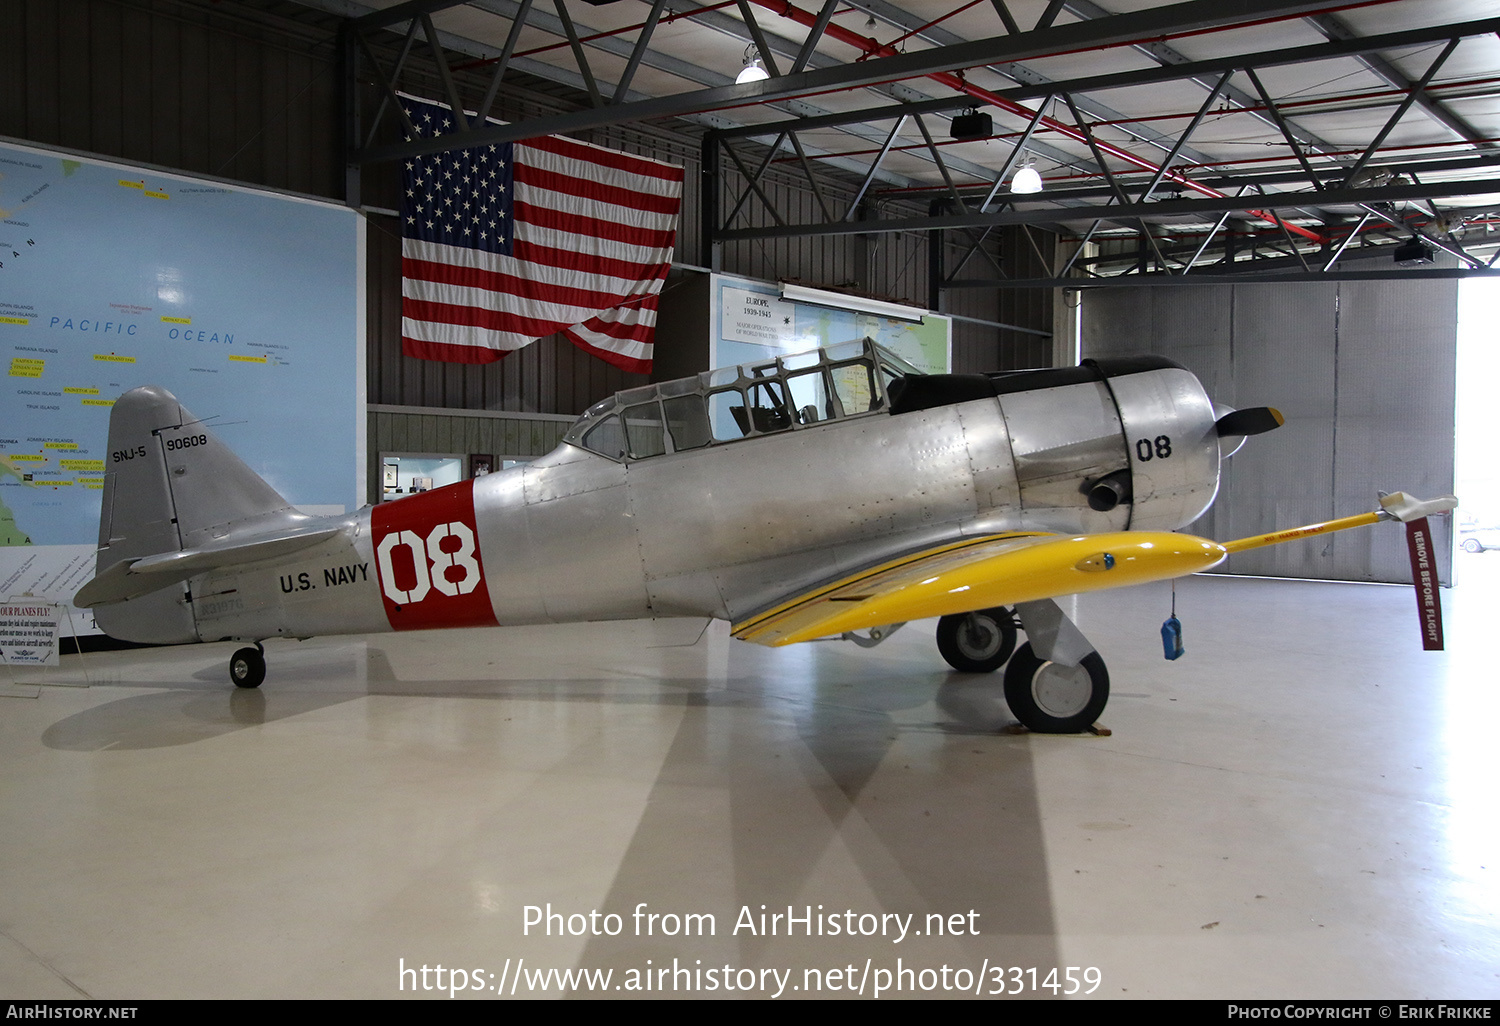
[399,97,683,373]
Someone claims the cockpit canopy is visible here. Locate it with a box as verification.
[564,338,922,463]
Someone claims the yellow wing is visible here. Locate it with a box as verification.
[732,491,1458,648]
[732,530,1227,646]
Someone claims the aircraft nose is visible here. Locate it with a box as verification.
[1211,403,1284,460]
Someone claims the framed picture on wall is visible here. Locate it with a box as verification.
[470,454,495,478]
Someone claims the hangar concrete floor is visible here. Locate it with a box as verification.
[2,568,1497,1000]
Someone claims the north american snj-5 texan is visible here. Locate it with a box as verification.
[74,338,1455,734]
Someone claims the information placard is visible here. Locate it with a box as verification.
[0,600,61,667]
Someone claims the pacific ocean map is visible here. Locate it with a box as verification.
[0,141,363,556]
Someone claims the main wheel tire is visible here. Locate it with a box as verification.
[1002,642,1109,734]
[936,607,1017,673]
[1463,538,1483,553]
[230,647,266,689]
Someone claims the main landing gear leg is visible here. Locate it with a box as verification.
[230,642,266,689]
[1005,600,1110,734]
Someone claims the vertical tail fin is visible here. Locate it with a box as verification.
[92,386,297,643]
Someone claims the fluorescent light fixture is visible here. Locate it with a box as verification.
[1011,164,1043,194]
[780,283,927,323]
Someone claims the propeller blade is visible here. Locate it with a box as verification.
[1215,406,1284,437]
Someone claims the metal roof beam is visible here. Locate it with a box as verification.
[949,267,1500,287]
[998,15,1500,105]
[716,175,1500,240]
[353,0,472,30]
[653,0,1041,192]
[1341,38,1461,185]
[320,0,921,184]
[357,0,1353,162]
[710,12,1500,168]
[842,0,1226,170]
[715,95,975,140]
[611,0,669,103]
[1305,11,1496,151]
[1065,0,1338,156]
[882,150,1500,209]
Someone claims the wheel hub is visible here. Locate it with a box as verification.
[1031,662,1093,719]
[957,618,1001,660]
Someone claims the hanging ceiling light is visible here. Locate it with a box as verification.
[1010,155,1043,194]
[736,44,770,84]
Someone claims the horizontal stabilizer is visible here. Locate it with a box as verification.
[75,523,343,608]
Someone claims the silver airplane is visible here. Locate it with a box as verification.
[74,338,1454,733]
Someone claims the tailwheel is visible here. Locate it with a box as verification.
[1002,642,1109,734]
[230,646,266,689]
[936,607,1017,673]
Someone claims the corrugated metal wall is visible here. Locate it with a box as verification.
[5,0,1055,495]
[948,225,1056,371]
[3,0,343,197]
[1081,277,1456,584]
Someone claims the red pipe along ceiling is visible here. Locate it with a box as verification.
[746,0,1350,243]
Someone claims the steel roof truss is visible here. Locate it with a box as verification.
[1060,220,1105,278]
[1062,92,1166,264]
[990,0,1020,37]
[355,20,423,150]
[998,16,1500,108]
[352,0,472,31]
[789,134,836,224]
[1322,210,1373,272]
[913,114,966,213]
[845,117,909,222]
[421,13,471,129]
[612,0,670,104]
[356,0,1351,163]
[978,95,1052,214]
[793,0,840,76]
[1244,67,1326,192]
[735,0,783,78]
[551,0,603,108]
[1185,202,1243,275]
[716,176,1500,241]
[475,0,535,124]
[1136,70,1233,206]
[1034,0,1067,32]
[722,140,789,228]
[1305,11,1494,151]
[1341,37,1461,187]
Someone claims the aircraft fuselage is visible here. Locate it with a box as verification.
[112,342,1225,647]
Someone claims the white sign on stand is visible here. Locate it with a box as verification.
[0,600,62,667]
